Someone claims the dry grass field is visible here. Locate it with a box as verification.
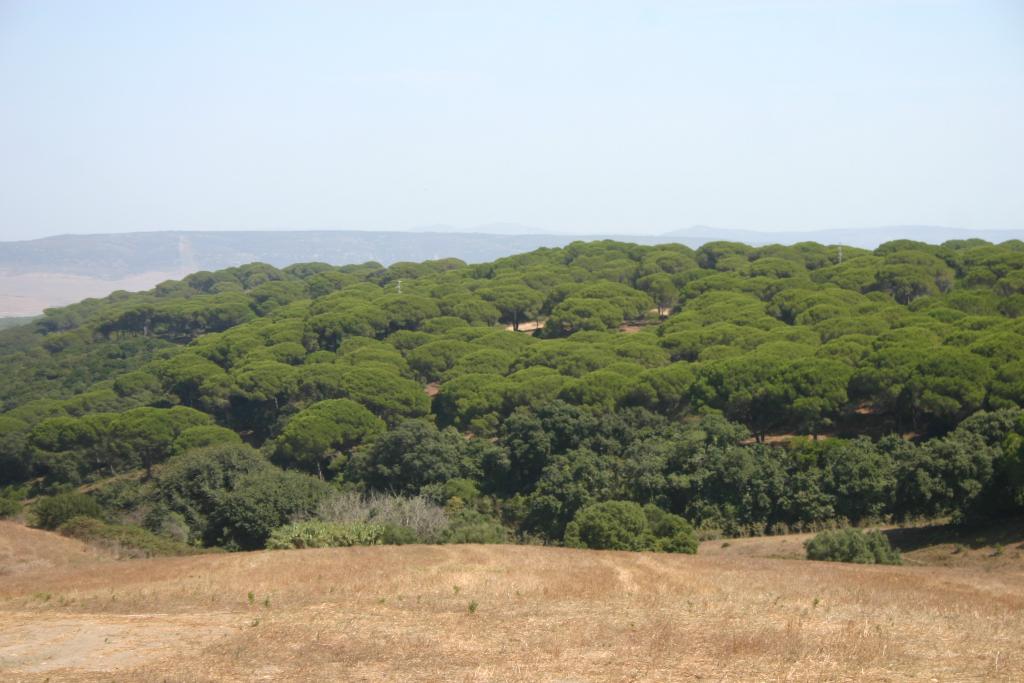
[700,519,1024,570]
[1,521,1023,682]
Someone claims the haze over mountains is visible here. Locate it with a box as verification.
[0,225,1020,317]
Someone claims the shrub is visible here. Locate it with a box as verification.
[31,492,104,530]
[210,468,333,550]
[0,496,19,518]
[442,509,507,544]
[145,507,191,543]
[804,528,902,565]
[350,420,464,494]
[564,501,698,553]
[152,443,271,546]
[0,485,25,518]
[317,491,450,542]
[421,478,481,505]
[643,504,699,554]
[266,520,384,549]
[564,501,649,551]
[314,492,504,544]
[57,516,195,558]
[91,476,147,513]
[379,523,421,545]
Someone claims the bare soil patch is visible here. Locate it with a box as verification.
[0,612,237,675]
[503,320,543,332]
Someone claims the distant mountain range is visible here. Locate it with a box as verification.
[663,225,1024,248]
[0,226,1020,317]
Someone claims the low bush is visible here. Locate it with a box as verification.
[563,501,699,553]
[153,444,274,546]
[0,485,27,519]
[210,468,334,550]
[379,523,421,545]
[91,476,148,513]
[31,492,104,530]
[442,509,508,544]
[0,486,25,518]
[311,493,504,545]
[57,516,195,558]
[0,496,20,518]
[266,520,384,549]
[644,505,699,554]
[317,491,450,543]
[564,501,648,551]
[804,528,901,565]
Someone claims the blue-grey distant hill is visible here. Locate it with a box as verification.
[2,226,1021,281]
[0,230,639,279]
[662,225,1024,249]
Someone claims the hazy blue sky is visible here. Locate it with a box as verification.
[1,0,1022,240]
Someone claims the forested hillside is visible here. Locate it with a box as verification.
[2,238,1023,550]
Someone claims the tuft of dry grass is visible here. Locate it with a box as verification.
[1,524,1022,681]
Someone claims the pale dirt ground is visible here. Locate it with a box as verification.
[503,320,544,333]
[1,522,1023,682]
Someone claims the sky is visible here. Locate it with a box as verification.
[0,0,1022,241]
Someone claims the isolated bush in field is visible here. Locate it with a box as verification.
[266,520,384,549]
[317,491,450,542]
[804,528,901,565]
[564,501,698,553]
[31,492,103,530]
[58,516,194,558]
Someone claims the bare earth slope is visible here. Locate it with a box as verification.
[1,528,1022,682]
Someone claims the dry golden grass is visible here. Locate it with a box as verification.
[700,521,1024,570]
[0,521,112,577]
[1,523,1023,681]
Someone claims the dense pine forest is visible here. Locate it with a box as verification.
[2,238,1023,552]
